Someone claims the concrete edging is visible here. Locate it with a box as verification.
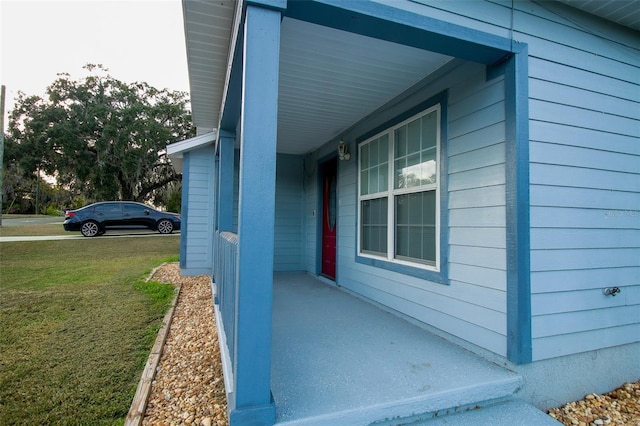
[125,264,182,426]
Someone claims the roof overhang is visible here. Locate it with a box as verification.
[182,0,639,155]
[182,0,236,131]
[556,0,640,31]
[167,130,217,173]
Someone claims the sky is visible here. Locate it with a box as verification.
[0,0,190,130]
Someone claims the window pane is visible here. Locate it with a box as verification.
[422,190,437,224]
[395,191,436,264]
[408,193,422,224]
[361,143,369,171]
[407,119,421,154]
[396,194,409,224]
[369,166,379,193]
[396,225,408,259]
[362,225,370,251]
[370,225,381,252]
[379,163,388,192]
[422,225,436,263]
[422,112,437,150]
[420,149,437,185]
[395,157,406,189]
[369,138,379,169]
[395,126,407,158]
[409,225,422,260]
[360,170,369,195]
[379,134,389,162]
[377,135,389,193]
[361,198,388,255]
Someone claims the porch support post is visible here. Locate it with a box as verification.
[218,131,235,233]
[505,43,532,364]
[231,4,280,424]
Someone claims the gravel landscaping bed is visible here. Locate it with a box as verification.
[142,263,227,426]
[549,382,640,426]
[139,263,638,426]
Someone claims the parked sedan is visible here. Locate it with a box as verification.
[63,201,181,237]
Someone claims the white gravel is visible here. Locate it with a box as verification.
[142,263,228,426]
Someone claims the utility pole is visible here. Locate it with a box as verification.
[0,85,5,227]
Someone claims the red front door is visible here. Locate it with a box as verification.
[321,161,337,279]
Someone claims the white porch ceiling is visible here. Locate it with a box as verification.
[278,18,452,154]
[556,0,640,31]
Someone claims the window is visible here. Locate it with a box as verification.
[358,105,440,271]
[123,203,149,215]
[95,203,122,214]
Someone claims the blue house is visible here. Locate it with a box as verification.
[168,1,639,424]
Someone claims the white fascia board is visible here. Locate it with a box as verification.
[167,130,217,159]
[167,130,217,174]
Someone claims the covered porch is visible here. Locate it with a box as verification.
[184,0,532,423]
[213,251,558,424]
[269,272,552,425]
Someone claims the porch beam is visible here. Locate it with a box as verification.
[231,4,280,424]
[284,0,510,64]
[217,132,235,233]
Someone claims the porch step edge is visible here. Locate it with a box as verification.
[404,398,563,425]
[274,375,522,426]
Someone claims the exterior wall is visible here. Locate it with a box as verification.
[231,151,306,271]
[515,342,640,411]
[274,154,305,271]
[332,60,509,356]
[303,155,320,274]
[181,145,216,275]
[515,2,640,361]
[306,0,639,360]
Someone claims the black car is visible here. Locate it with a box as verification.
[63,201,181,237]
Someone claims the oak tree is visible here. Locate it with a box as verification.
[5,64,193,205]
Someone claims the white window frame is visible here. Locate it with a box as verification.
[357,104,441,272]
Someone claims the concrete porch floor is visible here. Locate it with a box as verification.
[270,273,527,425]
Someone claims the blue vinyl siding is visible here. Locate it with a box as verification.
[274,154,305,271]
[510,1,640,360]
[183,145,215,274]
[231,151,305,271]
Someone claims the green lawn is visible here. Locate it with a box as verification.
[0,223,69,237]
[0,234,180,425]
[0,216,68,237]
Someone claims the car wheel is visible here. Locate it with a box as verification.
[80,221,100,237]
[157,219,174,234]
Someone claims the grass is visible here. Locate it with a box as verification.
[0,217,68,237]
[0,223,69,237]
[0,233,180,425]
